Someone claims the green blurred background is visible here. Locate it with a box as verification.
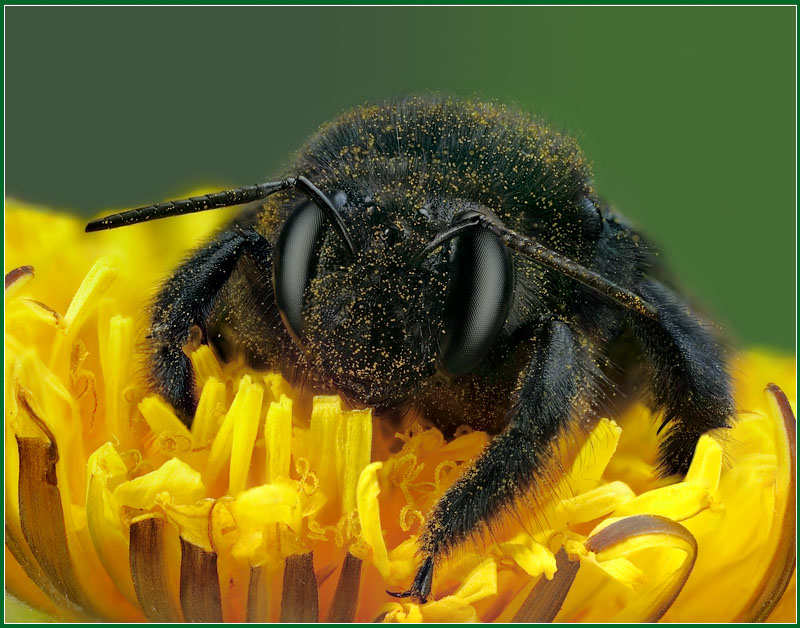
[5,6,796,350]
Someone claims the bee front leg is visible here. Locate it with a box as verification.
[627,279,734,476]
[148,227,272,423]
[400,319,599,603]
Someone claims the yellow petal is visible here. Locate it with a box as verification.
[338,407,373,515]
[420,559,497,621]
[590,556,647,589]
[161,499,215,552]
[139,396,194,454]
[113,458,205,509]
[567,418,622,494]
[308,396,344,511]
[264,395,293,483]
[499,539,557,579]
[229,380,264,496]
[85,443,137,604]
[17,299,66,330]
[229,483,300,565]
[263,373,293,403]
[383,601,424,623]
[189,345,223,389]
[610,481,718,522]
[191,377,227,446]
[387,538,419,584]
[558,481,637,525]
[100,315,134,441]
[62,259,118,334]
[684,434,723,490]
[51,259,118,370]
[231,483,298,527]
[357,461,389,578]
[206,375,258,483]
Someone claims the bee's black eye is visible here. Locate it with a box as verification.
[439,227,514,376]
[273,200,326,347]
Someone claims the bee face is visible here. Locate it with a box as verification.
[275,194,448,406]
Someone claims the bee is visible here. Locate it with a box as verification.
[86,96,734,603]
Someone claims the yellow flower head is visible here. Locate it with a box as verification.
[4,201,796,622]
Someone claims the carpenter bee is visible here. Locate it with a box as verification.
[86,96,733,603]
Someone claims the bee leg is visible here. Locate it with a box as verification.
[403,319,598,603]
[628,279,734,476]
[148,227,271,423]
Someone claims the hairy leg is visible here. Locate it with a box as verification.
[400,319,599,602]
[148,228,272,422]
[628,279,734,476]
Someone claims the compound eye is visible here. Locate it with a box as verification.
[439,227,515,376]
[273,200,326,347]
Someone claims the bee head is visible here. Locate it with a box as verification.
[273,191,452,405]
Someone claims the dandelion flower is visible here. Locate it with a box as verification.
[4,200,796,622]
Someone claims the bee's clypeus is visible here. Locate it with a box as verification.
[86,96,734,603]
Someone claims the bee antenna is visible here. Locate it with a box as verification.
[84,175,356,256]
[412,215,482,263]
[84,178,298,232]
[469,211,659,320]
[421,209,658,320]
[294,176,356,256]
